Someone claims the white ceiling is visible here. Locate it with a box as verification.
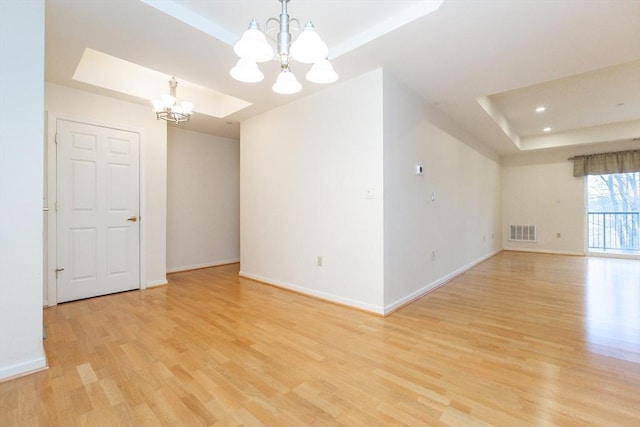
[45,0,640,156]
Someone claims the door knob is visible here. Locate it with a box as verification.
[127,216,138,222]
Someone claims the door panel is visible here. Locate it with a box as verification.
[107,226,129,275]
[56,119,140,303]
[70,228,96,280]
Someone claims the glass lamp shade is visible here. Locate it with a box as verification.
[234,28,274,63]
[272,70,302,94]
[306,59,338,84]
[161,94,176,106]
[289,21,328,64]
[151,95,177,112]
[230,58,264,83]
[151,99,165,112]
[180,102,194,115]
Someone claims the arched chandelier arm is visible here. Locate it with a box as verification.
[264,17,280,41]
[264,17,301,49]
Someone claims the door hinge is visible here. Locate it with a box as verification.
[55,201,58,212]
[55,133,58,144]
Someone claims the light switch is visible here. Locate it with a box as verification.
[365,187,375,199]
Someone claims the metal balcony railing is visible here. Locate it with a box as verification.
[588,212,640,252]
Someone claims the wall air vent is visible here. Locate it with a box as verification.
[509,225,537,242]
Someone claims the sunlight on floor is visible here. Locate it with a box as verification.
[585,257,640,362]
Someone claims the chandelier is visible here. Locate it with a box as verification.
[230,0,338,94]
[151,77,194,124]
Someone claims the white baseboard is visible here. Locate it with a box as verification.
[0,354,47,382]
[503,247,584,256]
[383,249,503,314]
[239,250,503,317]
[167,258,240,274]
[146,278,168,288]
[238,271,385,315]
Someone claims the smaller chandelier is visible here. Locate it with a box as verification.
[151,77,194,124]
[230,0,338,94]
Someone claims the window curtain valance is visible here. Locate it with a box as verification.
[571,149,640,177]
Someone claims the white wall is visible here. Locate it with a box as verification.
[241,69,385,312]
[0,0,47,380]
[167,127,240,272]
[502,161,584,254]
[383,72,502,311]
[501,140,640,255]
[45,83,168,293]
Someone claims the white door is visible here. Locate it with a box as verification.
[56,119,140,303]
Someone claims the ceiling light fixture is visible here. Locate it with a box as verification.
[543,127,552,132]
[152,77,194,124]
[535,106,546,112]
[230,0,338,94]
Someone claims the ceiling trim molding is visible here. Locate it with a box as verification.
[520,119,640,151]
[331,0,444,59]
[139,0,237,46]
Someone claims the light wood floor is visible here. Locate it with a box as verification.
[1,252,639,426]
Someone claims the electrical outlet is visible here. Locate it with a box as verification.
[431,251,436,261]
[317,256,323,267]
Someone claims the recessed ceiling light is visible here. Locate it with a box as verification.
[543,127,551,132]
[535,106,546,113]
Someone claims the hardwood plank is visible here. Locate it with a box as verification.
[1,251,638,426]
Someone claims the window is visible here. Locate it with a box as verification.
[587,172,640,254]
